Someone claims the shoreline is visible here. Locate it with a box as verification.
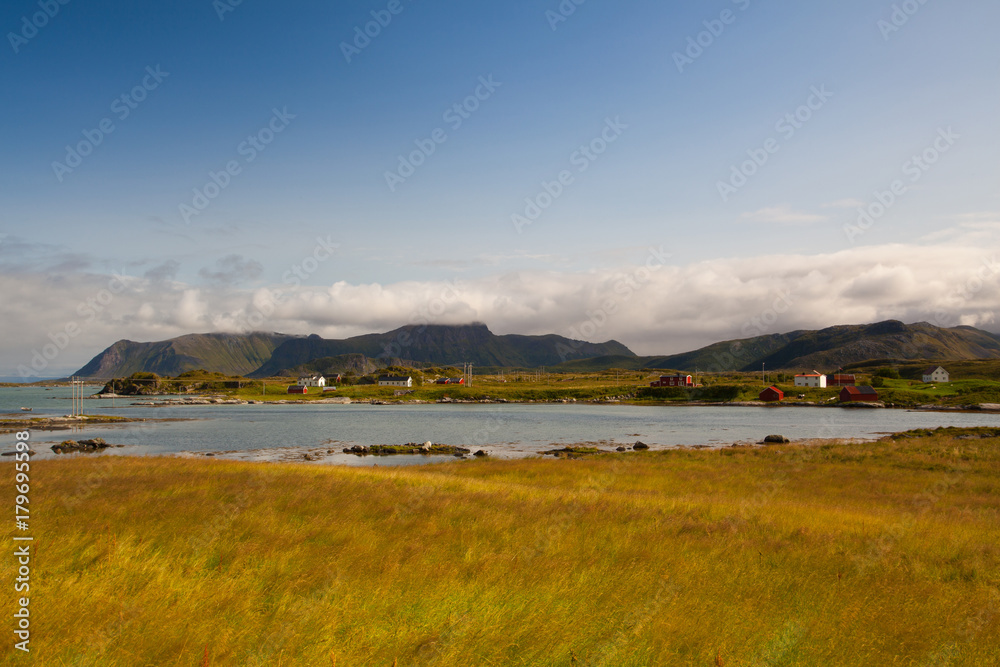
[0,414,181,434]
[67,393,1000,415]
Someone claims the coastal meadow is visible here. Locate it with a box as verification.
[2,429,998,665]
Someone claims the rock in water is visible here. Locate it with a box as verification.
[51,438,111,454]
[763,435,790,444]
[422,441,433,452]
[474,450,488,457]
[633,441,650,450]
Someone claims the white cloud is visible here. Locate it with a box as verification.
[2,242,999,375]
[740,205,827,224]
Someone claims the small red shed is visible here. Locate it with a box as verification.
[759,386,784,402]
[840,386,878,402]
[287,385,308,394]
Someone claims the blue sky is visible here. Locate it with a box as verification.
[2,0,999,376]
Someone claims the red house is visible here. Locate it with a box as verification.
[828,374,857,386]
[651,374,693,387]
[759,386,784,402]
[840,386,879,402]
[287,385,308,394]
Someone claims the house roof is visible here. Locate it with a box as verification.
[842,385,878,395]
[378,375,412,381]
[795,374,822,377]
[923,366,946,375]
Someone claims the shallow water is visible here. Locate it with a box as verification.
[2,387,998,466]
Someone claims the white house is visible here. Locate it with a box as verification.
[794,373,827,388]
[922,366,949,383]
[297,375,326,388]
[378,375,413,388]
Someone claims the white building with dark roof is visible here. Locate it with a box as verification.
[922,366,949,383]
[378,375,413,387]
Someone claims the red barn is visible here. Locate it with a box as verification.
[840,386,879,402]
[287,385,308,394]
[651,374,693,387]
[828,374,857,386]
[759,386,784,402]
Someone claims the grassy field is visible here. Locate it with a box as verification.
[86,364,1000,407]
[3,429,998,665]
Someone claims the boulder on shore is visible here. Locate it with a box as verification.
[633,441,650,450]
[51,438,111,454]
[763,435,790,444]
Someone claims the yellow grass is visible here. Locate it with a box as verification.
[2,433,999,665]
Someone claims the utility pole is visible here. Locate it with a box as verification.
[762,363,765,387]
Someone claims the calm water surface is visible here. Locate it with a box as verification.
[2,387,998,466]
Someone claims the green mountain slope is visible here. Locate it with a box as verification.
[74,333,297,378]
[552,321,1000,373]
[247,323,635,377]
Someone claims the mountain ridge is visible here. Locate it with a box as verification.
[73,324,635,378]
[72,320,1000,378]
[551,320,1000,372]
